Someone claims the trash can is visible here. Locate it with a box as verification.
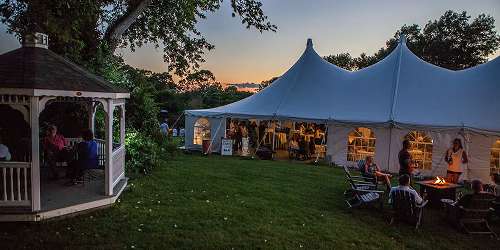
[202,139,211,154]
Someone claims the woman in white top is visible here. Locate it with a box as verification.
[445,138,468,184]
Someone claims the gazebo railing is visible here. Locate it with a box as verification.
[66,138,106,167]
[0,162,31,207]
[67,138,125,189]
[111,145,125,188]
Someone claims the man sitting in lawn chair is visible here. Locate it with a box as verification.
[444,179,496,236]
[389,174,428,229]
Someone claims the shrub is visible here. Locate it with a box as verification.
[125,128,180,175]
[125,129,159,175]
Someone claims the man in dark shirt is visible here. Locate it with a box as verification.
[398,139,413,176]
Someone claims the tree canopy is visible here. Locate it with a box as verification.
[324,11,500,71]
[0,0,276,76]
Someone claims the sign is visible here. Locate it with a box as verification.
[241,137,250,156]
[221,139,233,156]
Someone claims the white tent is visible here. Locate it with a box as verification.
[185,35,500,183]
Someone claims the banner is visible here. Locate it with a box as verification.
[221,139,233,156]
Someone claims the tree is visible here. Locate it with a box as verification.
[176,69,217,92]
[323,52,355,71]
[324,10,500,71]
[0,0,276,76]
[257,76,278,91]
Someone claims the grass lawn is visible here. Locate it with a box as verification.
[1,153,499,249]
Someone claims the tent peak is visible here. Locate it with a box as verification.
[306,38,313,49]
[398,33,407,44]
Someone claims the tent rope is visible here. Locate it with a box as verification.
[205,119,223,155]
[251,117,276,159]
[170,113,184,130]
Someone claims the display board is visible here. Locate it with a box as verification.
[221,138,233,156]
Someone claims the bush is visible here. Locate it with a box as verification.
[125,128,179,175]
[125,129,159,175]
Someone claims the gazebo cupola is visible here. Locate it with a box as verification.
[0,33,130,221]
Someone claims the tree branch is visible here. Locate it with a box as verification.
[104,0,152,51]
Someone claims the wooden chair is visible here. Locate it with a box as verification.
[446,193,497,237]
[344,178,385,209]
[343,165,376,186]
[356,159,388,188]
[389,189,428,230]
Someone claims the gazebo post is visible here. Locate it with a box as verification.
[104,100,114,196]
[88,101,96,133]
[120,105,126,144]
[30,96,41,211]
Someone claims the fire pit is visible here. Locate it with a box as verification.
[415,177,461,208]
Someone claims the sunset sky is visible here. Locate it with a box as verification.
[1,0,499,85]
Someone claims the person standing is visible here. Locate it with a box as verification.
[398,140,414,177]
[160,119,169,136]
[249,121,258,147]
[445,138,468,184]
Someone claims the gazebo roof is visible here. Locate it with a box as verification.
[0,35,129,98]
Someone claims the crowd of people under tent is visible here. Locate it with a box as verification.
[224,119,326,160]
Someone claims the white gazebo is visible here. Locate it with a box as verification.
[0,33,130,221]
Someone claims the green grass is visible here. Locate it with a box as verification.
[1,154,499,249]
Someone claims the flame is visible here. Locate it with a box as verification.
[433,176,446,185]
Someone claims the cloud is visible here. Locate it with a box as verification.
[227,82,260,88]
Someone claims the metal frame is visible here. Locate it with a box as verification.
[405,131,433,170]
[347,127,376,162]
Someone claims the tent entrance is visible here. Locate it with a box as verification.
[224,118,327,162]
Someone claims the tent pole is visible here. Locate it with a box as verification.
[272,120,276,159]
[386,123,393,173]
[251,120,265,159]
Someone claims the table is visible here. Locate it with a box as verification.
[415,180,461,208]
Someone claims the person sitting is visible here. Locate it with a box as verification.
[389,174,425,205]
[360,156,392,191]
[389,174,427,228]
[67,130,99,184]
[491,174,500,198]
[492,174,500,217]
[445,179,496,227]
[0,135,11,161]
[43,125,68,179]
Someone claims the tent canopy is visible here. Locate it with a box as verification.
[186,36,500,134]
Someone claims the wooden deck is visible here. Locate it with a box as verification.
[41,178,106,211]
[0,176,127,221]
